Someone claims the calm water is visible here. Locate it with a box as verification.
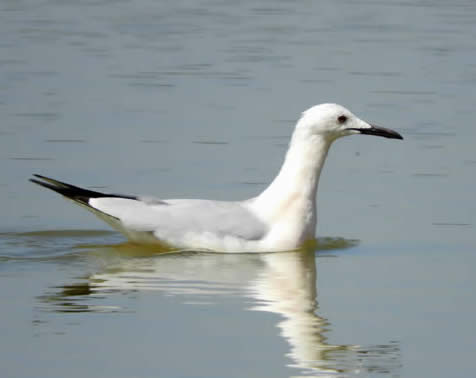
[1,0,476,377]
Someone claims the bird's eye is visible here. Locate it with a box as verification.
[337,115,348,124]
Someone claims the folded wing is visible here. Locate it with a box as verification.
[30,175,268,246]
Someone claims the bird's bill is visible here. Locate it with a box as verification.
[349,124,403,140]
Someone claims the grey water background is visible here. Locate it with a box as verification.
[1,0,475,377]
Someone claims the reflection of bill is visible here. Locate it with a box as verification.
[41,240,400,376]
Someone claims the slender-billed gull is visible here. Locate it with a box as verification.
[30,103,402,252]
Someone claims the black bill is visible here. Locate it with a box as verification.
[349,124,403,140]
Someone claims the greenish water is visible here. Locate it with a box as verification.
[1,1,476,377]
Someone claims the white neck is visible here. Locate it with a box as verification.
[250,126,333,248]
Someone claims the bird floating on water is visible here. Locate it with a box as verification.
[31,103,403,252]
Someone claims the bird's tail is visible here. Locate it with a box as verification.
[29,174,136,232]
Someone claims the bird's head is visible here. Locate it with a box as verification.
[296,103,403,142]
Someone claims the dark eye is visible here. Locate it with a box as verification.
[337,115,348,124]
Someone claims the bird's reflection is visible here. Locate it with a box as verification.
[39,237,400,376]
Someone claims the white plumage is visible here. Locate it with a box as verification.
[31,103,402,252]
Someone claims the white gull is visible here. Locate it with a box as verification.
[30,103,403,252]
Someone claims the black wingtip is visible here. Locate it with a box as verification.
[29,175,89,204]
[31,174,75,189]
[32,174,49,180]
[29,174,138,202]
[29,177,59,191]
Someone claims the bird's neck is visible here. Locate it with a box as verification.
[251,129,332,246]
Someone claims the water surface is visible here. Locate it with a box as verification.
[1,1,476,377]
